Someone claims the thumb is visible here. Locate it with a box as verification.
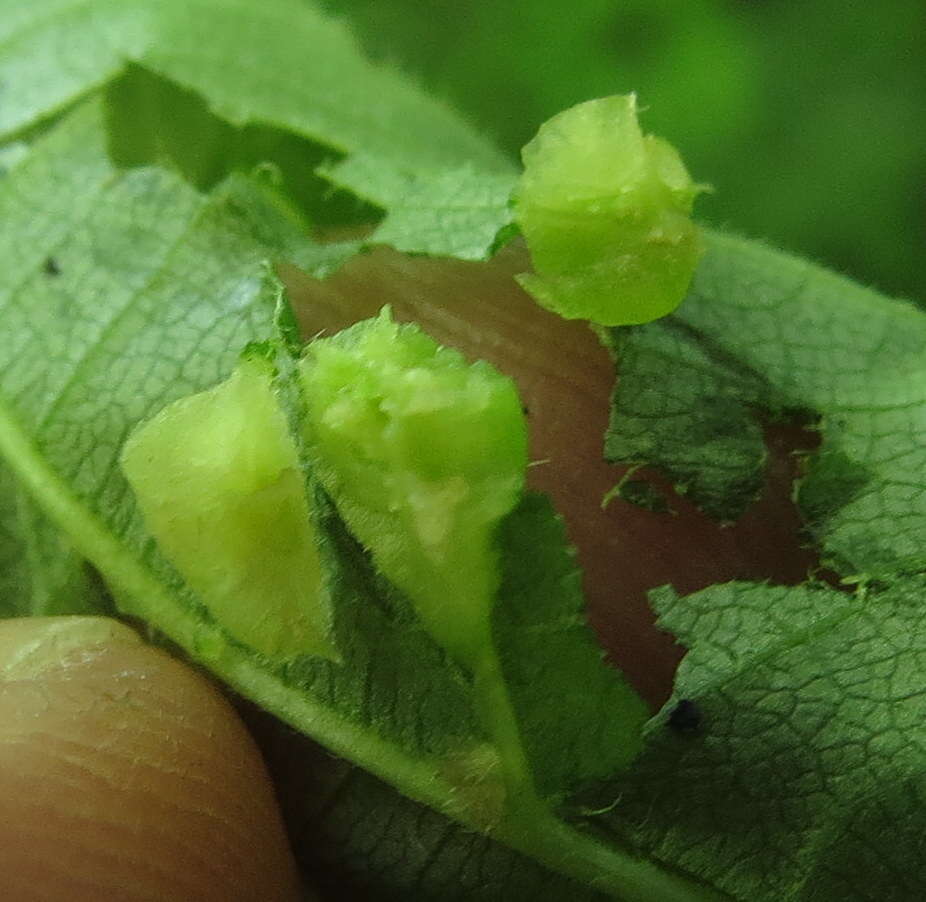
[0,616,303,902]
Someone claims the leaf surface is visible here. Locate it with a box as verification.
[288,758,609,902]
[6,9,926,899]
[0,0,507,173]
[594,578,926,902]
[607,231,926,577]
[0,461,108,617]
[322,155,516,260]
[0,101,686,901]
[495,493,647,800]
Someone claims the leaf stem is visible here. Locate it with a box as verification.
[473,646,537,804]
[499,809,728,902]
[471,632,726,902]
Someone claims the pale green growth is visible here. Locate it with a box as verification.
[121,356,337,661]
[299,309,527,667]
[515,94,706,326]
[437,741,507,831]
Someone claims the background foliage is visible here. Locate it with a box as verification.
[320,0,926,303]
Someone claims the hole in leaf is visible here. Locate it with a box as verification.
[103,64,380,229]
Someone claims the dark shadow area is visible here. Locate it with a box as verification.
[104,64,380,229]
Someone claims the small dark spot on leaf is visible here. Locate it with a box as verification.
[668,698,701,734]
[43,256,61,277]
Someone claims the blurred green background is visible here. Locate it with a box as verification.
[321,0,925,302]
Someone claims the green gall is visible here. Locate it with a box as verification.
[514,94,706,326]
[121,356,337,661]
[299,309,527,667]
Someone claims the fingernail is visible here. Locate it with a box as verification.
[0,616,140,681]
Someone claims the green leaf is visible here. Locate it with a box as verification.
[301,490,649,819]
[0,97,294,626]
[0,0,508,172]
[283,488,486,772]
[0,462,109,617]
[8,8,924,891]
[0,142,28,175]
[0,101,714,902]
[0,101,277,513]
[0,0,151,140]
[363,165,515,260]
[103,62,379,231]
[2,1,513,237]
[322,154,517,260]
[0,95,481,795]
[494,493,648,801]
[606,230,926,577]
[288,758,610,902]
[604,312,771,521]
[592,578,926,902]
